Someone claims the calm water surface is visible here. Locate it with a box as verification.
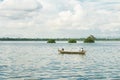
[0,41,120,80]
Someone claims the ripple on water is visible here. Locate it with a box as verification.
[0,41,120,79]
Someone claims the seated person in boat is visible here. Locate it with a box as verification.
[62,48,64,51]
[81,48,84,52]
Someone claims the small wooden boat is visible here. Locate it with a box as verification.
[58,49,86,54]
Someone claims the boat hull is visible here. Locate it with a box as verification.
[58,50,85,54]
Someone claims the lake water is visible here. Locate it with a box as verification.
[0,41,120,80]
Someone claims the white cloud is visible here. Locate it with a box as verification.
[0,0,39,10]
[44,0,84,30]
[0,0,120,38]
[0,0,42,19]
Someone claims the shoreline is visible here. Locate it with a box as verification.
[0,38,120,41]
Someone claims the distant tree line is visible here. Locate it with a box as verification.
[0,36,120,42]
[0,37,85,41]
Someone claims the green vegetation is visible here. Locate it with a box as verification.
[47,39,56,43]
[84,35,95,43]
[68,39,77,43]
[0,37,120,41]
[0,38,84,41]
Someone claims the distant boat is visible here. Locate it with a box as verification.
[58,49,86,54]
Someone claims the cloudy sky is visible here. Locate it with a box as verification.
[0,0,120,38]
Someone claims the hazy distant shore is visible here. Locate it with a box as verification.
[0,38,120,41]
